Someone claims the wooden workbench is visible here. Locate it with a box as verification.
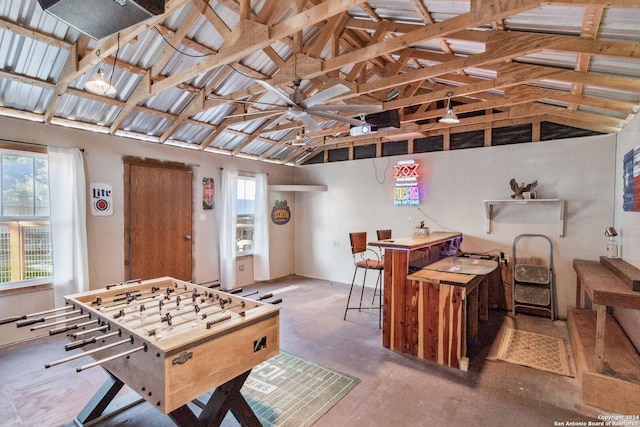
[570,258,640,414]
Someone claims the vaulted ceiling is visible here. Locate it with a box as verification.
[0,0,639,165]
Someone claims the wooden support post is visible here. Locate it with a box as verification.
[576,276,583,308]
[594,303,607,373]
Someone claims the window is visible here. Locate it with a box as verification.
[236,177,255,255]
[0,149,52,287]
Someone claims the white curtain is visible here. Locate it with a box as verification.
[253,172,270,281]
[48,147,89,307]
[218,169,238,290]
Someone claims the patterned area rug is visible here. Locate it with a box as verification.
[240,351,360,427]
[497,328,573,377]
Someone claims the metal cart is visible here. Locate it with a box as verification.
[512,234,554,320]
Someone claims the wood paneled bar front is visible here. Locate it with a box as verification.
[369,232,464,364]
[405,269,486,371]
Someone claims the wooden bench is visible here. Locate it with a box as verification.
[570,258,640,414]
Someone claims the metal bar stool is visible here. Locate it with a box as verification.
[372,229,391,303]
[344,232,384,328]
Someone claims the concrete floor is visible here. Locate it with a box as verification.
[0,275,614,426]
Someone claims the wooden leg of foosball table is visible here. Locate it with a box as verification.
[170,369,260,427]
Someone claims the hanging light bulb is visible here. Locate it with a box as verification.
[439,92,460,124]
[291,126,306,146]
[85,40,119,97]
[85,69,117,97]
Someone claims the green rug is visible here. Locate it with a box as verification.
[241,351,360,427]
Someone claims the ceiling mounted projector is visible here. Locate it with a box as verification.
[37,0,165,40]
[350,123,372,137]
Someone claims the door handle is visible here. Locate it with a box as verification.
[184,234,192,241]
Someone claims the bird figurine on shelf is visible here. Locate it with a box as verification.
[509,178,537,199]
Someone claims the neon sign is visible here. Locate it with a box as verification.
[393,159,422,206]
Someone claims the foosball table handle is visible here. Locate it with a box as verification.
[0,315,26,325]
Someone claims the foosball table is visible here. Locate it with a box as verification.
[2,277,281,426]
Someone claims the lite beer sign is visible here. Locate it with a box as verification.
[393,160,422,206]
[90,183,113,216]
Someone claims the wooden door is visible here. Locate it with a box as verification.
[124,158,193,281]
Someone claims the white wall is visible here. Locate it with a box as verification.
[293,134,616,319]
[614,113,640,350]
[0,116,296,344]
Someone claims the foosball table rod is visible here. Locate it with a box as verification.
[0,305,74,325]
[45,333,128,369]
[76,344,147,372]
[30,314,91,331]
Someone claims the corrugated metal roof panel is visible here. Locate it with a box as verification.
[242,139,274,156]
[144,87,196,115]
[267,145,298,161]
[578,104,628,120]
[352,1,421,24]
[423,1,471,23]
[504,5,584,35]
[589,56,640,78]
[108,30,166,71]
[261,128,294,141]
[171,122,213,144]
[211,132,245,150]
[516,51,579,69]
[163,1,194,31]
[0,28,68,83]
[193,104,233,125]
[55,93,121,126]
[443,39,485,56]
[584,86,639,104]
[0,79,52,114]
[600,8,640,41]
[532,79,572,92]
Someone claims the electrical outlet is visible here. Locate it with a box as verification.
[238,264,245,271]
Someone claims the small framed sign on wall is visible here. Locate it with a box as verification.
[623,147,639,212]
[203,177,214,210]
[90,183,113,216]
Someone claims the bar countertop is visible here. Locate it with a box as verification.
[407,268,481,287]
[368,231,461,250]
[423,256,498,276]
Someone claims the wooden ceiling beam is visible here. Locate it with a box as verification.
[324,0,541,73]
[150,0,369,96]
[0,16,72,49]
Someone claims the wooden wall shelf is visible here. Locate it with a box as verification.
[483,199,566,237]
[267,185,327,192]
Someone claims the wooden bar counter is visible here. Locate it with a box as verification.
[404,269,486,370]
[369,232,470,367]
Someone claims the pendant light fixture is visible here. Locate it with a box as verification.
[85,34,120,97]
[292,127,306,146]
[439,92,460,124]
[85,68,116,97]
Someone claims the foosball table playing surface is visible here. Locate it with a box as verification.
[15,277,281,426]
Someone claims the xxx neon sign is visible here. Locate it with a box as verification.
[393,159,422,206]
